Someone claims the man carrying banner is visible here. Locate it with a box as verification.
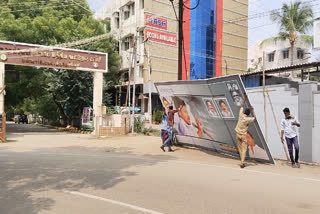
[235,93,256,168]
[160,105,179,152]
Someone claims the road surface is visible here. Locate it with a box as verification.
[0,123,319,214]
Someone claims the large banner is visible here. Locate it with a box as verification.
[155,75,274,164]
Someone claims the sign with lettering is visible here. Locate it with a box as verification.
[145,14,167,30]
[0,40,107,72]
[145,29,177,46]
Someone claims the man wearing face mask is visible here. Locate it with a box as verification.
[281,107,301,168]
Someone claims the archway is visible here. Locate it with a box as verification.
[0,40,108,138]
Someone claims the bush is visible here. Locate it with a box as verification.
[134,117,143,133]
[152,109,163,124]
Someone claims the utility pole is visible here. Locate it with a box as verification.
[262,51,268,142]
[178,0,183,80]
[128,53,132,131]
[145,46,152,123]
[131,35,138,133]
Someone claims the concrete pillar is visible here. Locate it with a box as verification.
[0,63,5,113]
[93,71,104,136]
[299,82,317,162]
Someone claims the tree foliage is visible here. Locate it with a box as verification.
[263,1,313,65]
[0,0,120,126]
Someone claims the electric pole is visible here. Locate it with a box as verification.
[131,35,138,133]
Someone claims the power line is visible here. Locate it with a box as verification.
[226,0,320,24]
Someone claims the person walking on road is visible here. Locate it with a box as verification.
[281,108,301,168]
[235,93,256,168]
[161,111,168,143]
[160,105,179,152]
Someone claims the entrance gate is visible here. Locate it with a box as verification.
[0,40,108,138]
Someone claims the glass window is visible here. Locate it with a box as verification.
[131,3,135,16]
[140,0,144,9]
[283,50,289,59]
[297,49,304,59]
[268,53,275,62]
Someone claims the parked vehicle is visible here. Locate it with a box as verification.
[19,114,28,124]
[14,115,20,124]
[14,114,28,124]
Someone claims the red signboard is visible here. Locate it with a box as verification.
[145,14,167,30]
[145,29,177,46]
[0,41,107,72]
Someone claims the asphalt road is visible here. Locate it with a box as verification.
[1,123,320,214]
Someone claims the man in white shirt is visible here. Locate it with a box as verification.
[281,108,301,168]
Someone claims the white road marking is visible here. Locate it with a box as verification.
[63,190,164,214]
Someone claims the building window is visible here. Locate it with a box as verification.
[131,3,135,16]
[124,10,130,20]
[139,66,143,79]
[140,0,144,9]
[268,53,275,62]
[283,50,289,59]
[139,31,144,44]
[115,17,119,29]
[123,37,131,50]
[297,49,304,59]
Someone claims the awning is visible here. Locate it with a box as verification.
[265,50,276,54]
[143,82,158,94]
[278,47,289,51]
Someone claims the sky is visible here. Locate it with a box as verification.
[248,0,320,47]
[86,0,108,12]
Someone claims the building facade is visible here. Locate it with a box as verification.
[95,0,179,114]
[182,0,248,80]
[248,39,311,73]
[94,0,249,115]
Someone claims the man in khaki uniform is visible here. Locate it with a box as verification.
[235,93,256,168]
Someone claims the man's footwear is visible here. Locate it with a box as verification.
[160,146,165,152]
[168,149,174,152]
[240,163,245,168]
[292,163,296,168]
[296,162,300,168]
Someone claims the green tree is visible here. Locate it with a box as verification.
[0,0,120,126]
[262,1,313,65]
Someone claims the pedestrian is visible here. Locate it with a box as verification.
[235,93,256,168]
[161,111,168,143]
[281,107,301,168]
[160,105,179,152]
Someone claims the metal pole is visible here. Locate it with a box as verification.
[147,46,152,123]
[128,53,132,131]
[131,35,137,133]
[178,0,183,80]
[262,51,268,142]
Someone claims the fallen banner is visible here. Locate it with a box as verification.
[155,75,274,164]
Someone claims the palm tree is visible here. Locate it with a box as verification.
[262,1,313,65]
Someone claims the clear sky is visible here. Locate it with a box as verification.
[86,0,108,12]
[248,0,320,46]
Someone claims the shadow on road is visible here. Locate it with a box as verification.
[0,146,175,214]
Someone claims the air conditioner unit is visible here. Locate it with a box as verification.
[114,12,119,18]
[123,5,129,11]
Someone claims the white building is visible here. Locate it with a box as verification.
[94,0,179,117]
[248,39,311,75]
